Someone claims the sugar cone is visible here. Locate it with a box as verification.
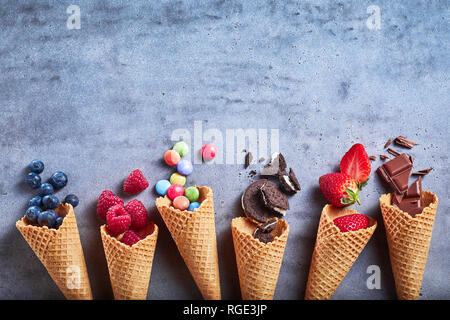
[231,217,289,300]
[155,186,221,300]
[380,191,438,300]
[100,222,158,300]
[305,205,377,300]
[16,203,92,299]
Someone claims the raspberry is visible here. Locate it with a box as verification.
[106,204,131,236]
[123,169,149,194]
[97,190,124,220]
[125,199,148,229]
[120,230,142,246]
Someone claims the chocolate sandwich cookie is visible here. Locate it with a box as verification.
[253,218,278,244]
[242,179,277,223]
[279,168,301,194]
[260,181,289,215]
[260,152,287,176]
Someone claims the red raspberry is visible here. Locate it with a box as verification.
[120,230,142,246]
[106,204,131,236]
[97,190,124,220]
[123,169,149,194]
[125,199,148,229]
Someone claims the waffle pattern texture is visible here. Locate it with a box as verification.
[100,223,158,300]
[155,186,221,300]
[305,205,377,300]
[380,191,438,300]
[16,203,93,299]
[231,217,289,300]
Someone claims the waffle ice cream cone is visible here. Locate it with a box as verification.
[100,222,158,300]
[231,217,289,300]
[16,203,92,299]
[155,186,221,300]
[305,205,377,300]
[380,191,438,300]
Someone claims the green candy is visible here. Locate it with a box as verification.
[173,141,189,157]
[184,186,199,202]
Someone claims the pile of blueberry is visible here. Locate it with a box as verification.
[24,160,79,229]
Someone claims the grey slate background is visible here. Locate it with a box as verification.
[0,0,449,299]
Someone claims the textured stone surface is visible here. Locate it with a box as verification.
[0,0,448,299]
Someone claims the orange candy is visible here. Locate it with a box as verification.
[173,196,190,211]
[164,150,181,166]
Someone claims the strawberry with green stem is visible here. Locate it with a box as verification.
[319,173,363,207]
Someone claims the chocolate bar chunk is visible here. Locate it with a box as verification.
[394,177,423,217]
[376,154,413,194]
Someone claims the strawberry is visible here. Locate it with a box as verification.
[319,173,361,207]
[339,143,371,184]
[333,214,370,232]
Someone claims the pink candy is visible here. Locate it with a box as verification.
[201,144,217,161]
[167,184,184,200]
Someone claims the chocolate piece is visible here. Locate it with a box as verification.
[260,181,290,215]
[394,177,423,217]
[279,168,301,194]
[387,148,401,157]
[242,179,278,223]
[384,137,393,149]
[394,136,419,149]
[260,152,286,176]
[376,154,413,194]
[412,168,433,176]
[253,219,278,243]
[380,154,391,160]
[245,152,253,169]
[369,155,376,161]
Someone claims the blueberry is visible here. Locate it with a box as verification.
[25,206,42,223]
[29,160,44,174]
[29,196,43,207]
[42,194,60,209]
[55,217,64,229]
[24,172,41,189]
[64,194,79,208]
[49,171,68,189]
[38,183,54,197]
[38,210,57,228]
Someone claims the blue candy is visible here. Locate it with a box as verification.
[188,202,200,211]
[155,180,171,196]
[177,160,193,176]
